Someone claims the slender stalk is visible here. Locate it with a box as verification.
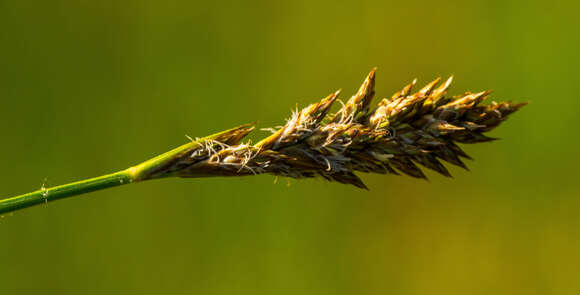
[0,143,195,214]
[0,170,132,214]
[0,125,250,214]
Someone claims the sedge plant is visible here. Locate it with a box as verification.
[0,68,525,214]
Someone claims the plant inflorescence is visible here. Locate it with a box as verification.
[142,68,525,189]
[0,68,525,214]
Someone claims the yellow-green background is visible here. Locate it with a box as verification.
[1,0,578,294]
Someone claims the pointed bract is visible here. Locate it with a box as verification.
[331,68,376,123]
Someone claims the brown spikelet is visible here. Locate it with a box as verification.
[145,69,526,189]
[331,68,376,123]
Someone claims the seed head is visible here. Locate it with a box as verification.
[147,69,526,189]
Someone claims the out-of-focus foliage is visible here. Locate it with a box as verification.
[0,0,578,294]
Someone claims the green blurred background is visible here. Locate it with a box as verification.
[1,0,578,294]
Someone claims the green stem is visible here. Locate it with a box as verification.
[0,170,133,215]
[0,141,186,214]
[0,140,188,214]
[0,124,253,215]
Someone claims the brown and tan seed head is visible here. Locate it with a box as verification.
[149,69,525,189]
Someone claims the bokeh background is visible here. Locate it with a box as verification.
[1,0,579,294]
